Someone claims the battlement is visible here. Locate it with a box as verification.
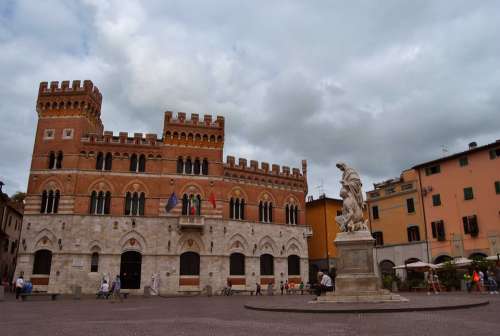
[164,111,224,129]
[81,130,161,147]
[224,155,306,182]
[36,80,103,133]
[38,80,102,106]
[163,111,225,146]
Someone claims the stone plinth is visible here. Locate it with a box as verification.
[317,230,407,303]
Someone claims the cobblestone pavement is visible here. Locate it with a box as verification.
[0,293,499,336]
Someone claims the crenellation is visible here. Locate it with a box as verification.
[250,160,258,170]
[178,112,186,122]
[282,166,290,176]
[227,155,235,167]
[261,162,269,172]
[191,113,199,124]
[238,158,247,168]
[292,168,300,177]
[203,114,212,125]
[272,164,280,174]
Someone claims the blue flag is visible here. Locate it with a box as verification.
[165,192,177,213]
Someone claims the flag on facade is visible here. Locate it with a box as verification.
[165,192,177,213]
[190,195,197,215]
[209,191,216,209]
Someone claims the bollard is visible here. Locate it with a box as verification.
[144,286,151,297]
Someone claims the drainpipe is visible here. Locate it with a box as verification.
[417,168,431,263]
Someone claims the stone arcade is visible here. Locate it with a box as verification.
[14,80,311,295]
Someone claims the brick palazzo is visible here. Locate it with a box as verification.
[14,80,311,294]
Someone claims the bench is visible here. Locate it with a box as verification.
[20,293,60,301]
[286,288,307,295]
[231,289,255,296]
[178,290,201,296]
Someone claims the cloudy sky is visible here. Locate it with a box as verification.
[1,0,499,197]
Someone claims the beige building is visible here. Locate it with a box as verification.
[366,169,428,279]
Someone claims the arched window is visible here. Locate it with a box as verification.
[259,201,263,222]
[240,199,245,220]
[138,154,146,172]
[194,159,201,175]
[33,249,52,275]
[125,192,132,215]
[269,203,273,222]
[180,252,200,275]
[185,158,192,174]
[130,154,138,172]
[40,189,60,214]
[56,151,63,169]
[287,255,300,276]
[263,202,268,222]
[260,254,274,276]
[48,152,56,169]
[379,260,395,277]
[182,194,201,216]
[229,198,234,219]
[407,226,420,242]
[235,198,240,219]
[104,191,111,214]
[40,190,48,213]
[182,194,189,215]
[230,253,245,275]
[139,192,145,216]
[104,152,112,170]
[90,252,99,272]
[177,157,184,174]
[202,159,209,175]
[286,204,299,225]
[124,192,145,216]
[210,135,215,142]
[96,152,104,170]
[97,191,104,214]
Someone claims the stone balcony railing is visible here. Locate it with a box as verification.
[303,226,313,238]
[178,215,205,230]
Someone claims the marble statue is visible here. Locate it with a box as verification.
[335,162,368,232]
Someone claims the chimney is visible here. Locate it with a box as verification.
[468,142,477,149]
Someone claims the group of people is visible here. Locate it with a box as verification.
[222,279,307,296]
[464,268,499,294]
[6,273,33,300]
[97,275,124,301]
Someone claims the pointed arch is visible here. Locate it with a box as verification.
[258,235,278,255]
[226,186,250,201]
[121,179,150,195]
[87,178,116,194]
[177,234,205,254]
[179,182,206,199]
[38,177,64,193]
[88,240,103,252]
[285,237,303,256]
[33,228,57,251]
[227,233,249,254]
[256,190,277,205]
[119,230,147,252]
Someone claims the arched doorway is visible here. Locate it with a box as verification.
[434,255,452,264]
[469,252,487,261]
[405,258,424,282]
[287,255,300,276]
[379,260,395,277]
[120,251,142,289]
[33,249,52,275]
[180,252,200,275]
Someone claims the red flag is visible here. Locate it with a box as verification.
[209,192,216,209]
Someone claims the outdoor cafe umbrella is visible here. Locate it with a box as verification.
[393,261,438,272]
[486,255,500,261]
[436,257,473,269]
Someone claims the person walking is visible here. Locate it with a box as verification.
[280,281,284,295]
[284,280,290,294]
[464,272,472,292]
[112,275,123,302]
[299,281,305,295]
[255,283,262,296]
[14,274,24,300]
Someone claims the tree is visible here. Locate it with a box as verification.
[10,191,26,204]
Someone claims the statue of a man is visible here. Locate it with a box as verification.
[335,163,368,232]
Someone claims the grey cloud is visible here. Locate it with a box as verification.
[1,0,499,198]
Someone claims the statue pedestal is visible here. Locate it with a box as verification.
[317,230,407,303]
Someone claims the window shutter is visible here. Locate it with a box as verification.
[431,221,437,238]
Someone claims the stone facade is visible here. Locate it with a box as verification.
[14,80,309,294]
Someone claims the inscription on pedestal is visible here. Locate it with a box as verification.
[343,249,369,273]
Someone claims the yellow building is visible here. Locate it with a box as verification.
[366,169,429,278]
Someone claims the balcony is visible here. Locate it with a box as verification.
[178,216,205,230]
[303,226,313,238]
